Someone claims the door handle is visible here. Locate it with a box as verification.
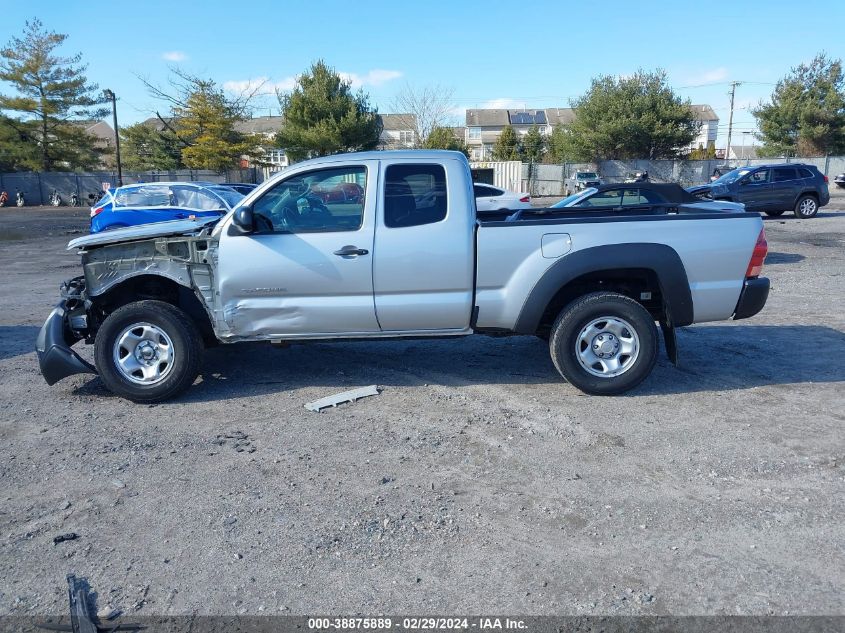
[333,245,369,257]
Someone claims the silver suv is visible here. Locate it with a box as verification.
[565,171,602,195]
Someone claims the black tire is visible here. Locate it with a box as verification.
[549,292,658,395]
[764,209,786,217]
[794,194,819,219]
[94,300,203,403]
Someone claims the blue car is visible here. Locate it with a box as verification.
[90,182,245,233]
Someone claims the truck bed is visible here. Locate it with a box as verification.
[474,208,762,331]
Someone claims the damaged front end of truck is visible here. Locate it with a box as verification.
[35,219,221,385]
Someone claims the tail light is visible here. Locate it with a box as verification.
[824,175,829,183]
[745,228,767,278]
[90,205,105,217]
[519,195,530,203]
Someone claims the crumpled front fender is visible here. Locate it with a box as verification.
[35,301,97,385]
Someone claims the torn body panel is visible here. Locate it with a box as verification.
[82,237,213,298]
[77,236,223,338]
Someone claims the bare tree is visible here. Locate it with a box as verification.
[390,84,458,146]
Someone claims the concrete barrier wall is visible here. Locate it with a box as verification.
[522,157,845,196]
[0,169,257,206]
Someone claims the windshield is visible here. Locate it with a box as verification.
[576,172,597,179]
[550,187,597,208]
[711,168,749,185]
[210,186,245,208]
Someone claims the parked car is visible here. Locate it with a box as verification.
[220,183,259,196]
[311,181,365,204]
[710,165,735,181]
[90,182,245,233]
[37,150,769,402]
[687,163,830,218]
[564,171,602,195]
[834,172,845,189]
[548,183,745,214]
[473,183,531,211]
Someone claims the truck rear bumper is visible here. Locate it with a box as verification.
[35,301,97,385]
[733,277,769,320]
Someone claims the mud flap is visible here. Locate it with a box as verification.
[661,322,679,367]
[35,302,97,385]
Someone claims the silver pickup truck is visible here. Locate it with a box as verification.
[36,150,770,402]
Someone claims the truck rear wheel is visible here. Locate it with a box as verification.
[549,292,658,395]
[94,300,203,403]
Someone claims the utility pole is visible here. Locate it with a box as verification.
[103,89,123,186]
[724,81,741,163]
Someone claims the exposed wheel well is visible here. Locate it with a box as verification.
[535,268,665,337]
[91,275,215,343]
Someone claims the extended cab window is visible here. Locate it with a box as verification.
[384,164,447,228]
[251,166,366,233]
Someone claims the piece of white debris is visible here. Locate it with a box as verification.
[304,385,380,412]
[97,605,120,621]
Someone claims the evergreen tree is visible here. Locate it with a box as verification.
[492,125,521,161]
[0,18,107,171]
[423,125,469,156]
[754,53,845,156]
[522,125,546,163]
[565,69,699,160]
[276,61,382,162]
[120,122,183,171]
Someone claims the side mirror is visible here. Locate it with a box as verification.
[231,205,254,234]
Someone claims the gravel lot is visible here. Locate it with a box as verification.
[1,194,844,617]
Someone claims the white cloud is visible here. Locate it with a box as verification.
[339,69,403,88]
[162,51,187,62]
[684,67,729,85]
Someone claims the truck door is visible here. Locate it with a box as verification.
[216,162,380,337]
[373,159,475,331]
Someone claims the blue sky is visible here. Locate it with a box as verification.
[1,0,844,147]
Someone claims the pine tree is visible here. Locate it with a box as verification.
[276,61,382,162]
[492,125,521,161]
[0,19,107,171]
[754,53,845,156]
[423,126,469,156]
[522,125,546,163]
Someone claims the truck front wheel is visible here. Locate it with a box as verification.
[549,292,658,395]
[94,300,203,403]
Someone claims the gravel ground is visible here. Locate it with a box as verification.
[0,195,843,617]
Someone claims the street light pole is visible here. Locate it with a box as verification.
[104,89,123,186]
